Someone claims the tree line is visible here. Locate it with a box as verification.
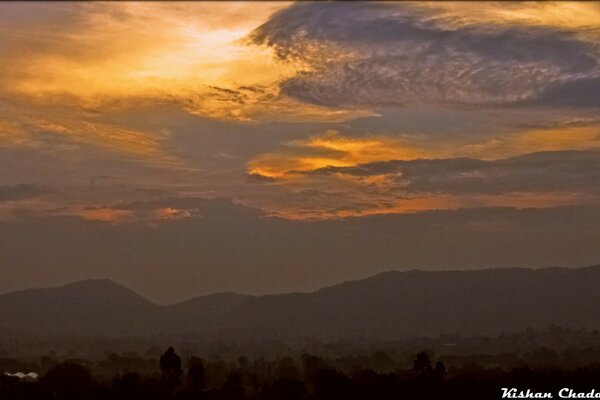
[3,346,600,399]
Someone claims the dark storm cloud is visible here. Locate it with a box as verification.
[0,184,50,202]
[311,150,600,195]
[251,2,600,108]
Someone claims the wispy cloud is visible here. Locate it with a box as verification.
[0,2,372,123]
[250,2,600,109]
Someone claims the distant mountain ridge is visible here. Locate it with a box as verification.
[2,266,600,339]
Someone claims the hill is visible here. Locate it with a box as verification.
[1,267,600,339]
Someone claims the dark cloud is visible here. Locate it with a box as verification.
[247,172,277,184]
[312,150,600,195]
[0,184,50,202]
[251,2,600,108]
[530,78,600,108]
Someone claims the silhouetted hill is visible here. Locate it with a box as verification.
[2,267,600,339]
[223,267,600,339]
[0,279,158,336]
[0,280,253,337]
[162,292,253,332]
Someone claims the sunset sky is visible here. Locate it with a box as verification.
[1,2,600,302]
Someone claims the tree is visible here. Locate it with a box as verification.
[41,362,93,400]
[159,347,182,382]
[187,356,206,391]
[221,371,245,400]
[412,351,433,375]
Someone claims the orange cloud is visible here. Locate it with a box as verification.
[462,124,600,160]
[245,124,600,220]
[73,206,196,224]
[79,208,136,223]
[0,115,176,166]
[0,119,31,147]
[249,123,600,183]
[0,2,371,123]
[152,207,193,220]
[248,130,429,179]
[271,191,595,220]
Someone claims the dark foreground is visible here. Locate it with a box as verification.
[3,346,600,400]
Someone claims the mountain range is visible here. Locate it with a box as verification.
[1,266,600,340]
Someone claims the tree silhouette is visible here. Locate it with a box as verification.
[187,356,205,391]
[277,356,301,380]
[412,351,433,375]
[221,371,245,400]
[314,368,353,400]
[434,361,446,383]
[41,362,93,400]
[265,378,306,400]
[159,347,182,382]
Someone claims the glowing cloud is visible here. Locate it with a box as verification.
[0,115,174,165]
[79,208,136,223]
[0,2,369,123]
[1,2,599,221]
[462,124,600,159]
[248,131,429,179]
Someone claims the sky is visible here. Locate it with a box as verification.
[1,2,600,303]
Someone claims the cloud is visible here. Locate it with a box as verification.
[528,78,600,108]
[0,113,178,168]
[0,184,50,202]
[250,2,600,109]
[248,123,600,180]
[78,197,264,223]
[311,149,600,196]
[243,126,600,218]
[461,123,600,159]
[0,2,372,124]
[247,130,427,179]
[180,85,376,123]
